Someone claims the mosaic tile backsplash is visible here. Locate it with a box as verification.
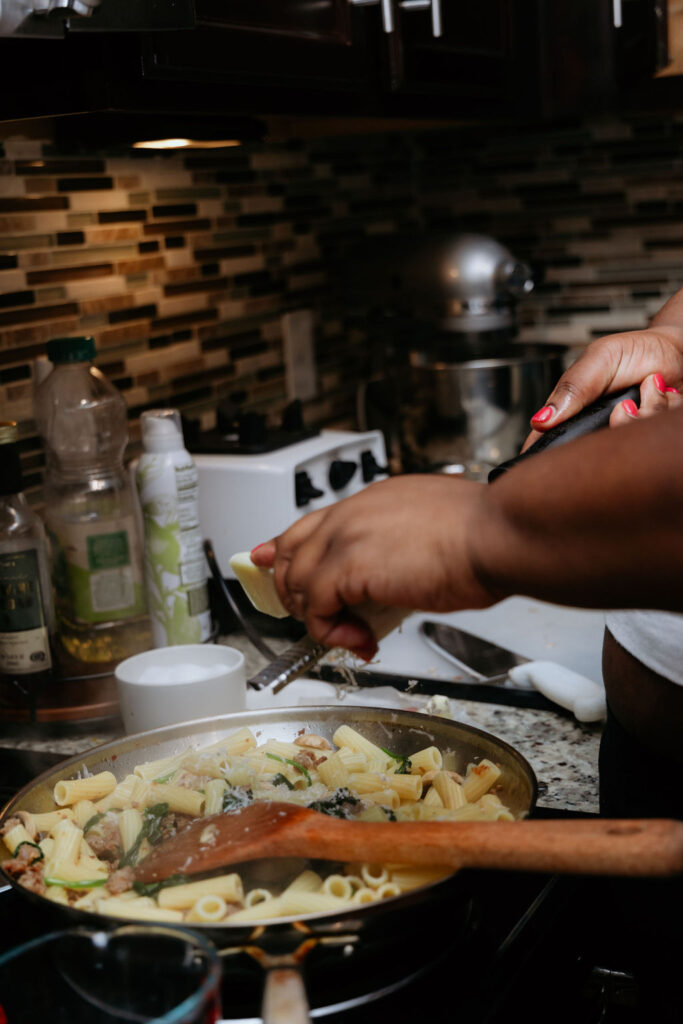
[2,110,683,498]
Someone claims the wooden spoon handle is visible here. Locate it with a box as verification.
[303,818,683,877]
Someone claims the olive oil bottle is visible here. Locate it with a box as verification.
[0,422,54,687]
[34,337,151,667]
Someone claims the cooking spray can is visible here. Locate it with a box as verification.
[136,409,212,647]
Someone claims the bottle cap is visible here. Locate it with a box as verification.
[0,421,23,495]
[141,409,184,453]
[47,336,96,364]
[0,421,18,446]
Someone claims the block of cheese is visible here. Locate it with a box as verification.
[229,551,289,618]
[229,550,407,640]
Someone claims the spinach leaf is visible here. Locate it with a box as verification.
[222,787,252,812]
[266,752,312,786]
[133,874,188,899]
[307,787,360,819]
[119,802,170,868]
[272,773,295,791]
[380,746,412,775]
[13,840,43,862]
[144,802,171,846]
[83,812,106,835]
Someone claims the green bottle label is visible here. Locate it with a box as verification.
[0,548,52,674]
[50,516,146,625]
[87,530,130,570]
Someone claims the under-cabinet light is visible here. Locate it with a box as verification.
[133,137,242,150]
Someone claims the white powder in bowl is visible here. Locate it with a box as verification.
[138,662,226,684]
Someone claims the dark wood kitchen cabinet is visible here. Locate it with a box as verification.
[0,1,670,125]
[140,1,377,110]
[383,1,527,115]
[138,0,668,121]
[139,0,528,119]
[533,0,669,120]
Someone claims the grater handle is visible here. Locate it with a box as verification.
[247,635,328,693]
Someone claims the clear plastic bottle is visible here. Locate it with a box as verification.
[136,409,212,647]
[0,421,54,687]
[34,336,151,667]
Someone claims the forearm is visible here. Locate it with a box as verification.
[474,408,683,612]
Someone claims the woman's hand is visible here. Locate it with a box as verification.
[251,408,683,655]
[250,475,497,658]
[607,371,683,427]
[522,324,683,450]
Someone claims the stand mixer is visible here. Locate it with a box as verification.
[358,233,566,476]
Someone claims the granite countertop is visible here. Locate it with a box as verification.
[0,631,602,815]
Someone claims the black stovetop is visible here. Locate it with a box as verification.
[0,749,668,1024]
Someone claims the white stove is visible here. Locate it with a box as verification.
[194,429,388,577]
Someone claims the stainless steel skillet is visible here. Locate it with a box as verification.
[0,705,536,1024]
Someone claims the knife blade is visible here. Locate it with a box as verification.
[419,620,606,721]
[419,621,531,686]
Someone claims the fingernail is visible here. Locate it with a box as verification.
[250,543,264,554]
[354,643,378,662]
[666,386,679,394]
[622,399,639,418]
[654,373,666,394]
[531,405,554,425]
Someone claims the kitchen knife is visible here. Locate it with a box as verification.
[420,621,532,684]
[420,621,606,722]
[310,662,572,713]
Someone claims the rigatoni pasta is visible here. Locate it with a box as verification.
[1,721,515,925]
[54,771,117,807]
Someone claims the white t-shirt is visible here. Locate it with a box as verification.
[605,610,683,686]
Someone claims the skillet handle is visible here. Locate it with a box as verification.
[488,384,641,482]
[262,966,311,1024]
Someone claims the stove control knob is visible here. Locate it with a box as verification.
[295,471,324,508]
[328,459,357,491]
[361,450,388,482]
[238,412,267,447]
[281,399,304,433]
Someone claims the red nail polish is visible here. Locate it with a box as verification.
[666,386,679,394]
[531,406,553,425]
[250,543,264,554]
[654,373,666,394]
[622,399,639,417]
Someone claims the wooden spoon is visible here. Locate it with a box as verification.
[134,802,683,883]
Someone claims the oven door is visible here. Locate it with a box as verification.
[1,0,195,39]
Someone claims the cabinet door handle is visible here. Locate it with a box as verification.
[398,0,443,37]
[348,0,395,34]
[612,0,622,28]
[31,0,101,12]
[349,0,442,37]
